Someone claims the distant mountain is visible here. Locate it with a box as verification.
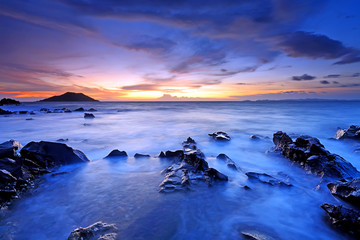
[40,92,99,102]
[0,98,20,105]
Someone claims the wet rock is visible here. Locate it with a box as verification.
[158,150,184,159]
[335,125,360,140]
[74,107,85,112]
[84,113,95,119]
[134,153,150,158]
[241,230,277,240]
[105,149,127,158]
[208,131,231,141]
[0,108,13,115]
[0,140,22,159]
[67,221,117,240]
[327,179,360,207]
[0,98,20,106]
[88,108,97,112]
[272,131,359,179]
[321,203,360,237]
[20,141,90,168]
[216,153,238,170]
[245,172,292,186]
[159,138,228,193]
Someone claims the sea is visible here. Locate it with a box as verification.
[0,100,359,240]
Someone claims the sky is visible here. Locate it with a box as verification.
[0,0,360,101]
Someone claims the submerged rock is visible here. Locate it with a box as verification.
[74,107,85,112]
[335,125,360,140]
[84,113,95,119]
[67,222,117,240]
[216,153,238,170]
[20,141,90,168]
[272,131,359,179]
[209,131,231,141]
[105,149,127,158]
[88,108,97,112]
[327,179,360,207]
[159,137,228,193]
[321,203,360,237]
[245,172,292,186]
[134,153,150,158]
[0,108,13,115]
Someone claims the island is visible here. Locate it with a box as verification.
[39,92,99,102]
[0,98,20,106]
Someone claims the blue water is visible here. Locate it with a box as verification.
[0,101,359,239]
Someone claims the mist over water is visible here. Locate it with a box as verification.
[0,101,359,239]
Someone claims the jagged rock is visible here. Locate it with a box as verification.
[0,98,20,106]
[0,140,22,159]
[208,131,231,141]
[67,222,117,240]
[74,107,85,112]
[159,138,228,193]
[321,203,360,237]
[335,125,360,140]
[216,153,238,170]
[20,141,90,168]
[272,131,359,179]
[158,150,184,159]
[134,153,150,158]
[105,150,127,158]
[327,179,360,207]
[0,108,13,115]
[245,172,292,186]
[84,113,95,119]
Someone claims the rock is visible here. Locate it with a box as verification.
[249,135,261,141]
[321,203,360,237]
[87,108,97,112]
[0,108,13,115]
[241,230,277,240]
[216,153,238,170]
[57,138,69,142]
[272,131,359,179]
[159,138,228,193]
[245,172,292,186]
[20,141,90,168]
[208,131,231,141]
[74,107,85,112]
[67,221,117,240]
[134,153,150,158]
[30,111,35,115]
[40,108,50,112]
[0,98,20,106]
[327,179,360,207]
[18,111,28,114]
[158,150,184,159]
[105,150,127,158]
[40,92,98,102]
[26,118,33,121]
[84,113,95,119]
[0,140,22,159]
[335,125,360,140]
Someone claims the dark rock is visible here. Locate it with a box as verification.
[57,138,69,142]
[245,172,292,186]
[84,113,95,119]
[0,98,20,106]
[67,221,117,240]
[241,230,277,240]
[18,111,28,114]
[272,132,359,179]
[20,141,90,168]
[335,125,360,140]
[327,179,360,207]
[321,203,360,237]
[26,118,33,121]
[0,108,13,115]
[249,135,261,140]
[30,111,35,115]
[208,131,231,141]
[159,138,228,193]
[158,150,184,159]
[216,153,238,170]
[0,140,22,159]
[105,150,127,158]
[74,107,85,112]
[87,108,97,112]
[40,92,98,102]
[134,153,150,158]
[40,108,50,112]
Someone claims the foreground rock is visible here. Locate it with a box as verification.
[209,131,231,141]
[159,137,228,193]
[0,108,13,115]
[335,125,360,140]
[216,154,238,170]
[327,179,360,207]
[272,131,359,179]
[68,222,117,240]
[0,140,22,159]
[0,98,20,106]
[104,149,127,159]
[246,172,292,186]
[321,203,360,237]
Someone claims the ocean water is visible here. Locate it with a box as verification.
[0,101,359,240]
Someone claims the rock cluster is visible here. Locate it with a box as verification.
[0,108,13,115]
[68,222,117,240]
[159,137,228,193]
[335,125,360,140]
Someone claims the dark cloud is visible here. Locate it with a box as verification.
[121,84,159,91]
[324,74,341,78]
[333,81,339,84]
[292,74,316,81]
[122,36,177,53]
[210,66,258,77]
[320,80,330,84]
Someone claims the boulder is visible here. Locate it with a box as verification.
[105,150,127,158]
[245,172,292,186]
[272,131,359,179]
[84,113,95,119]
[335,125,360,140]
[327,179,360,207]
[20,141,90,168]
[0,108,12,115]
[74,107,85,112]
[216,153,238,170]
[321,203,360,237]
[208,131,231,141]
[134,153,150,158]
[87,108,97,112]
[67,222,117,240]
[0,140,22,159]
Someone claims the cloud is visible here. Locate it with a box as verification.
[320,80,330,84]
[121,84,159,91]
[333,81,339,84]
[292,74,316,81]
[121,36,177,54]
[324,74,341,78]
